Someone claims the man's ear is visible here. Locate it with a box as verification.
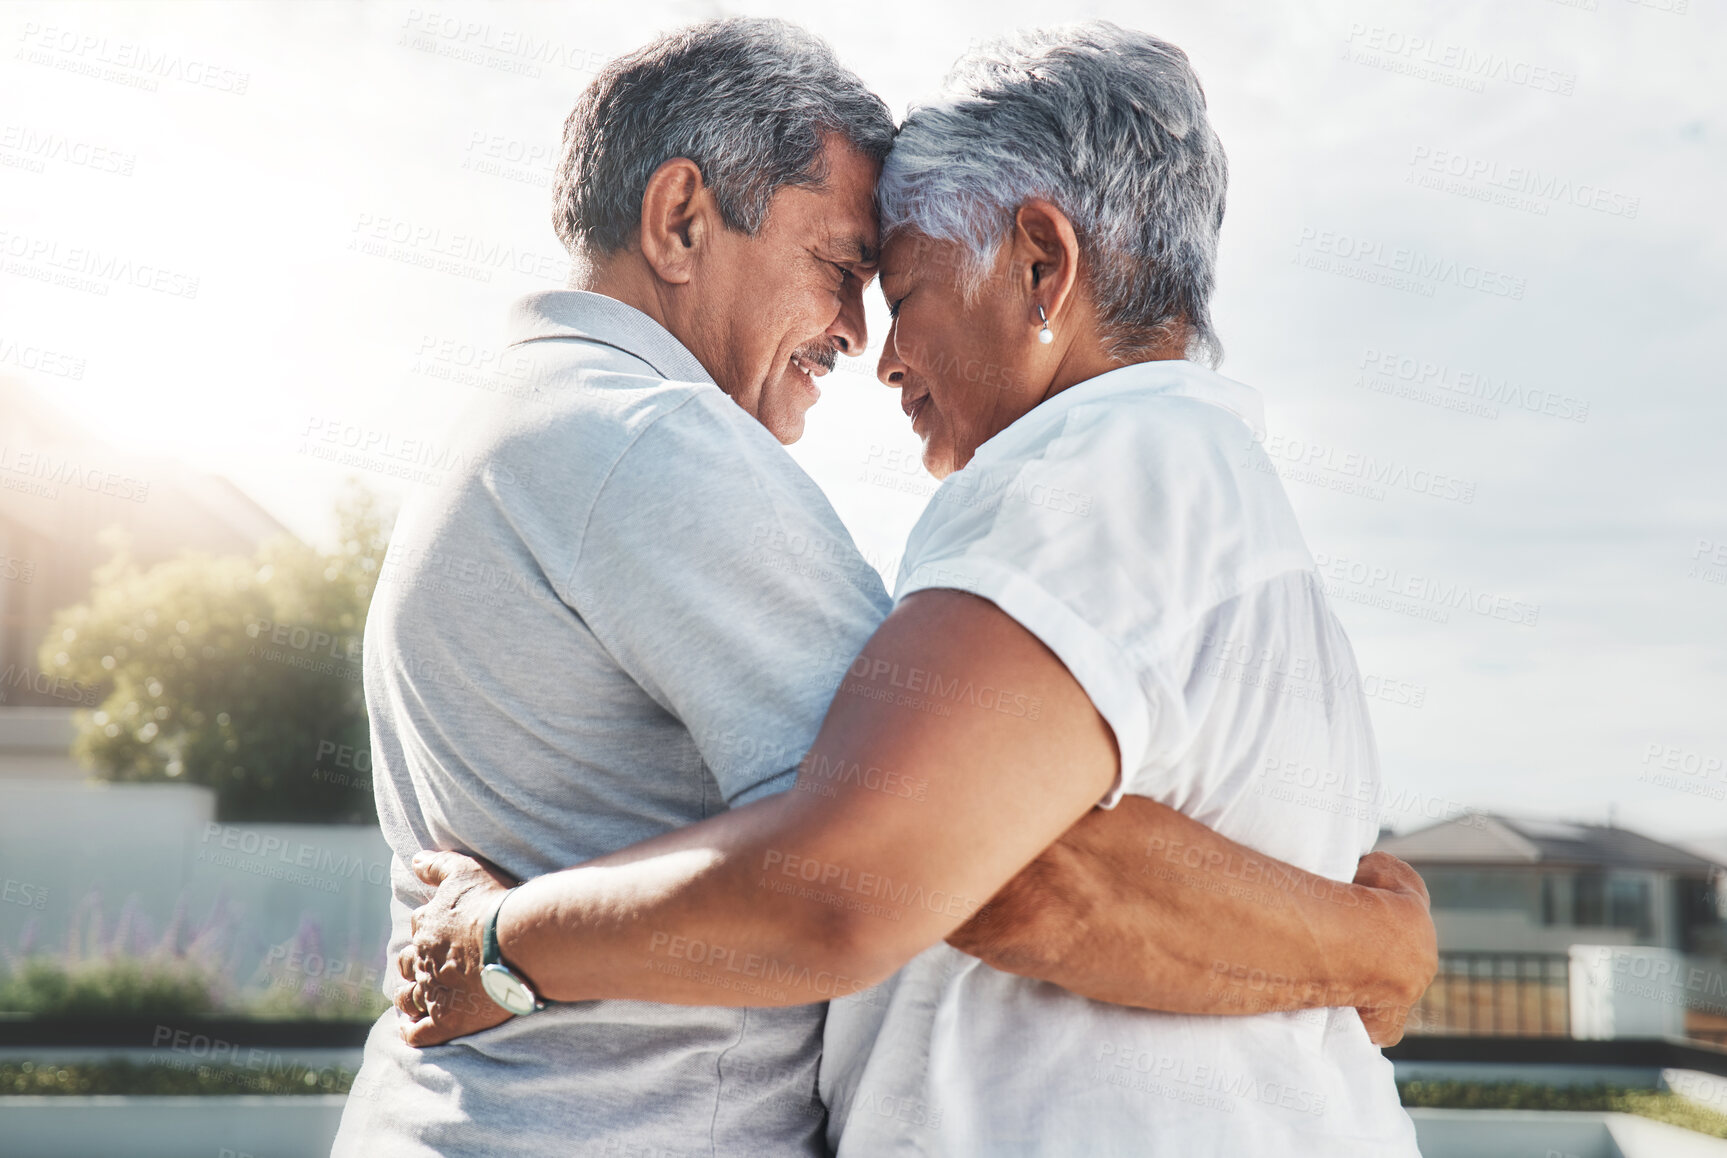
[1010,199,1082,324]
[636,157,711,285]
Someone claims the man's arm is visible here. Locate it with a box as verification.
[945,798,1437,1044]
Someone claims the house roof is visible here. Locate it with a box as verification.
[1376,814,1724,873]
[0,376,291,562]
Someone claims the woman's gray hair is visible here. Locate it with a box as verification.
[554,17,894,260]
[880,23,1228,365]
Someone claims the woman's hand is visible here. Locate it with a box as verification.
[395,850,520,1047]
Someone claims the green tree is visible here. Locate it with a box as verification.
[39,484,391,823]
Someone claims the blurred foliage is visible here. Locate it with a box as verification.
[1,900,388,1022]
[39,483,390,823]
[1,1058,355,1097]
[244,917,391,1021]
[0,956,218,1018]
[1399,1080,1727,1138]
[247,975,390,1022]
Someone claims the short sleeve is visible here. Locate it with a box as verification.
[566,391,892,805]
[893,437,1160,807]
[890,396,1283,809]
[898,552,1152,809]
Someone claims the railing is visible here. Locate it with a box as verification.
[1409,952,1571,1038]
[1686,1010,1727,1047]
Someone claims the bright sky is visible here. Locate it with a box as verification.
[3,0,1723,844]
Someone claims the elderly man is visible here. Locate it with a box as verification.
[336,17,1433,1158]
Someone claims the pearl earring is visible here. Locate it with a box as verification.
[1036,305,1053,345]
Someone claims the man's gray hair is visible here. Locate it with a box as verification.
[880,23,1228,365]
[554,17,895,260]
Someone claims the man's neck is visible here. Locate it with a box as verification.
[570,252,677,342]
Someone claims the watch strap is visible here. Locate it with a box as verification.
[479,885,546,1014]
[482,886,515,969]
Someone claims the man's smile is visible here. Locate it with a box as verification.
[901,389,931,427]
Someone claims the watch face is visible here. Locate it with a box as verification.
[480,964,539,1016]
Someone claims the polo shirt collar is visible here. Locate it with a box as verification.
[505,290,715,385]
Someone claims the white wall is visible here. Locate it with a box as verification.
[1570,945,1689,1040]
[0,708,83,781]
[0,780,393,1005]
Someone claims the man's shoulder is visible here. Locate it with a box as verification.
[464,354,737,504]
[517,343,712,431]
[494,290,782,477]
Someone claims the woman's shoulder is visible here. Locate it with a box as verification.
[1037,383,1262,489]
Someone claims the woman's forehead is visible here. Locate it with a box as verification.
[880,230,956,277]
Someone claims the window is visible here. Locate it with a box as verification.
[1574,872,1605,927]
[1678,876,1727,955]
[1609,877,1652,941]
[1540,876,1561,926]
[1424,869,1538,912]
[1565,873,1652,939]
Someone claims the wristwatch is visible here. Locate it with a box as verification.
[479,886,546,1016]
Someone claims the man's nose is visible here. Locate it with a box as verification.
[827,278,868,356]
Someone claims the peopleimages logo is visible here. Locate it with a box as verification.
[0,444,151,503]
[196,823,389,892]
[1341,24,1576,97]
[1312,551,1539,626]
[759,849,981,921]
[1690,539,1727,586]
[841,654,1043,720]
[0,229,200,299]
[1294,227,1526,301]
[0,663,99,707]
[645,930,869,999]
[15,22,251,95]
[1406,146,1639,219]
[0,336,86,380]
[299,415,531,490]
[348,213,566,283]
[398,9,611,78]
[1357,347,1589,424]
[2,878,48,911]
[1247,431,1477,506]
[0,124,136,176]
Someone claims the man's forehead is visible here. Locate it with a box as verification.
[817,187,880,263]
[814,136,882,261]
[826,224,880,265]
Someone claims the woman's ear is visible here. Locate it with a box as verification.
[635,157,710,285]
[1011,200,1082,325]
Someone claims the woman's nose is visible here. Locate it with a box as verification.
[877,322,906,387]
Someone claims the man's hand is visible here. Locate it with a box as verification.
[395,850,520,1048]
[1347,850,1437,1046]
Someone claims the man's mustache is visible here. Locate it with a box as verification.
[793,340,838,373]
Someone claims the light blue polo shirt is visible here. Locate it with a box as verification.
[333,291,891,1158]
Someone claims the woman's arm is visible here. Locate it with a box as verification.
[398,588,1434,1045]
[400,588,1120,1042]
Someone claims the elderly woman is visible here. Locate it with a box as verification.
[399,23,1421,1156]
